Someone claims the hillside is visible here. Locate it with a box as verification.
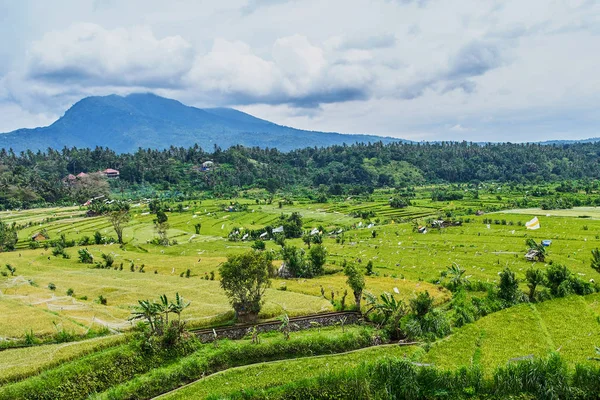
[0,93,406,153]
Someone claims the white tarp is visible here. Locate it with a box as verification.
[526,217,540,230]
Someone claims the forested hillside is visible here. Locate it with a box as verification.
[1,141,599,209]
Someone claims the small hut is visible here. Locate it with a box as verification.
[31,232,48,241]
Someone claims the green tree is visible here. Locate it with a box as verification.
[281,245,307,278]
[307,244,327,276]
[78,248,94,264]
[219,251,272,323]
[154,210,169,245]
[410,291,434,317]
[498,267,521,305]
[108,202,130,244]
[0,220,18,252]
[525,268,546,301]
[344,262,365,310]
[591,248,600,274]
[546,264,572,296]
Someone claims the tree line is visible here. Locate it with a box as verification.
[3,141,600,209]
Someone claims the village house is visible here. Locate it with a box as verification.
[101,168,120,178]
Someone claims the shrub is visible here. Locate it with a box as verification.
[546,264,572,296]
[78,248,94,264]
[498,267,521,305]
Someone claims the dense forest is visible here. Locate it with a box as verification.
[1,141,599,209]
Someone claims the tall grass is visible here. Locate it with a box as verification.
[93,326,375,400]
[215,353,600,400]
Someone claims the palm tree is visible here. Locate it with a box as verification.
[447,263,469,290]
[129,299,159,333]
[158,294,170,325]
[525,268,546,301]
[169,292,190,324]
[526,239,546,262]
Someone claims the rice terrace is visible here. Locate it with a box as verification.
[3,1,600,399]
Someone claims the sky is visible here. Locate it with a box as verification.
[0,0,599,142]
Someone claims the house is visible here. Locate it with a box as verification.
[201,161,214,171]
[76,172,88,178]
[31,232,48,241]
[101,168,120,178]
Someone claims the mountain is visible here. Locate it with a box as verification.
[537,138,600,145]
[0,93,407,153]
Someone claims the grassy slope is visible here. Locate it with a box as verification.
[423,293,600,373]
[0,335,124,385]
[161,345,419,400]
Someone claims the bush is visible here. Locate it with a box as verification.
[546,264,572,296]
[498,267,522,305]
[78,248,94,264]
[96,327,375,400]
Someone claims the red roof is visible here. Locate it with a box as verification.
[103,168,119,174]
[77,172,88,178]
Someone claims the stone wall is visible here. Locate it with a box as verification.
[193,311,361,343]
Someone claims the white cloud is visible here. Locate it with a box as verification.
[26,23,194,88]
[0,0,599,142]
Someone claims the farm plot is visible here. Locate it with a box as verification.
[423,294,600,372]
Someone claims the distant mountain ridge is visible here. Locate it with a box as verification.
[0,93,408,153]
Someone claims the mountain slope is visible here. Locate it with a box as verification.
[0,93,407,153]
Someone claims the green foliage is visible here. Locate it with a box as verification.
[526,238,547,262]
[0,221,18,252]
[498,267,521,305]
[52,245,70,259]
[219,251,272,323]
[107,202,131,244]
[281,212,303,239]
[365,260,374,276]
[101,252,114,268]
[591,248,600,274]
[221,353,598,400]
[409,291,434,317]
[77,248,94,264]
[344,261,365,309]
[444,263,470,291]
[4,264,16,276]
[307,245,327,276]
[389,196,409,208]
[431,189,464,201]
[525,267,546,301]
[546,264,572,297]
[95,327,375,400]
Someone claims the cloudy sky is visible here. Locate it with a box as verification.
[1,0,599,142]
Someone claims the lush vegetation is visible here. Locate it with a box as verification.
[5,141,600,209]
[3,143,600,398]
